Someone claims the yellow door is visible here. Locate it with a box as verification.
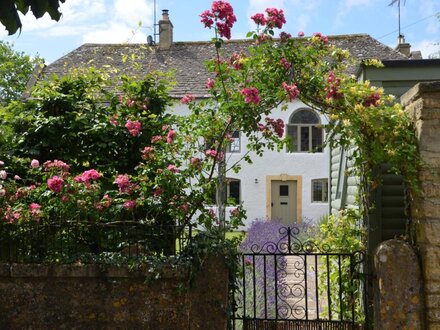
[271,180,297,225]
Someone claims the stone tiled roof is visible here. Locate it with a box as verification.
[41,34,408,98]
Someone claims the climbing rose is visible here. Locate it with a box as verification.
[0,170,6,180]
[47,176,64,193]
[282,82,299,101]
[74,169,101,185]
[142,146,155,160]
[312,32,329,44]
[279,31,292,42]
[167,164,180,173]
[200,1,236,40]
[151,135,163,143]
[206,78,215,89]
[190,157,202,169]
[123,200,136,210]
[167,130,176,144]
[251,13,266,26]
[298,31,305,37]
[364,92,381,107]
[125,120,142,137]
[31,159,39,168]
[29,203,41,218]
[153,187,164,197]
[279,57,291,69]
[114,174,131,193]
[265,8,286,29]
[0,189,5,197]
[240,87,260,105]
[180,94,195,104]
[43,160,70,172]
[205,149,224,161]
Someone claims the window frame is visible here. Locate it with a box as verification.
[227,130,241,153]
[311,178,328,203]
[286,109,323,153]
[208,178,241,206]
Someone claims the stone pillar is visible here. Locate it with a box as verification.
[402,81,440,329]
[374,239,424,329]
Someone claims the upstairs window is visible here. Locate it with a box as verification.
[227,130,240,153]
[287,109,323,152]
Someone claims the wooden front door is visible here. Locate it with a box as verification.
[271,180,297,225]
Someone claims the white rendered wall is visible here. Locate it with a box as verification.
[172,100,329,229]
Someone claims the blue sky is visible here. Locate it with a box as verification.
[1,0,439,64]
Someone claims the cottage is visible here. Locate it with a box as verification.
[30,11,416,229]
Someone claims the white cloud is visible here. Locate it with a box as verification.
[113,0,153,27]
[11,0,154,43]
[83,22,147,43]
[19,0,106,33]
[81,0,153,44]
[413,39,440,59]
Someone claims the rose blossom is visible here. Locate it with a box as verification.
[47,176,64,193]
[125,120,142,137]
[31,159,40,168]
[167,164,180,173]
[0,188,5,197]
[123,200,136,210]
[0,170,6,180]
[240,87,260,105]
[282,82,300,101]
[180,94,195,104]
[167,130,176,144]
[206,78,215,89]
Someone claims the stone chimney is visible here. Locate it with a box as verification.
[158,9,173,50]
[395,35,411,57]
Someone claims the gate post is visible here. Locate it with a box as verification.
[402,81,440,329]
[373,239,424,329]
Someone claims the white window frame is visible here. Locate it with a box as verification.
[312,178,328,203]
[286,109,323,153]
[227,130,241,153]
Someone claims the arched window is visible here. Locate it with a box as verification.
[286,109,323,152]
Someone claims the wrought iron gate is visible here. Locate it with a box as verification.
[230,226,366,330]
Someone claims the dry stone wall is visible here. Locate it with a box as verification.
[0,255,229,329]
[402,81,440,329]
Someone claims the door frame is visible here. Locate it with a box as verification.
[266,174,302,223]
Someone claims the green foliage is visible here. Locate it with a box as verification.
[315,209,366,321]
[0,0,65,35]
[0,41,43,105]
[1,68,173,183]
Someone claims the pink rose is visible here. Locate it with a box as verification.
[0,170,6,180]
[167,164,180,173]
[298,31,305,37]
[31,159,40,168]
[167,130,176,144]
[48,176,64,193]
[240,87,260,105]
[282,82,299,101]
[125,120,142,137]
[180,94,195,104]
[123,200,136,210]
[206,78,215,89]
